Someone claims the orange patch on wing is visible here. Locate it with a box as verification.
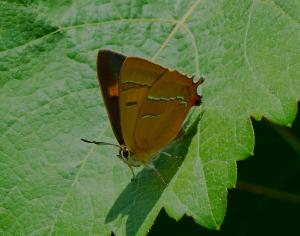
[109,85,119,97]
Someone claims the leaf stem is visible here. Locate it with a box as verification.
[236,180,300,205]
[268,122,300,157]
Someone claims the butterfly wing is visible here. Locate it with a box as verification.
[97,49,126,145]
[133,70,201,161]
[119,57,202,162]
[118,57,167,152]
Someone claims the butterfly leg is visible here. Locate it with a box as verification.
[128,165,136,182]
[160,151,182,159]
[145,163,166,185]
[175,128,186,140]
[151,152,161,162]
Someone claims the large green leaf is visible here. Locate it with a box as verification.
[0,0,299,235]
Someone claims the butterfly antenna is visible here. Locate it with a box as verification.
[153,167,166,185]
[81,138,121,148]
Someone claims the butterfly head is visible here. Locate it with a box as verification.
[117,145,144,167]
[118,145,130,161]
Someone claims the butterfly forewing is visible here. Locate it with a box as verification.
[97,50,126,145]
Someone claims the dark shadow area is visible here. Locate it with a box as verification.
[149,104,300,236]
[106,115,202,235]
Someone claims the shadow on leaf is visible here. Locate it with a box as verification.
[105,113,201,235]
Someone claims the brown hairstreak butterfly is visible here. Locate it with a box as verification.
[82,49,204,183]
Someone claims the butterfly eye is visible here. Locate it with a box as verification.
[120,147,130,160]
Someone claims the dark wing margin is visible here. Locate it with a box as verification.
[97,49,126,145]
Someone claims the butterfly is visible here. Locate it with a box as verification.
[82,49,204,182]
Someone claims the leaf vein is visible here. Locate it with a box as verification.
[243,0,287,121]
[1,87,98,136]
[182,25,200,76]
[0,18,177,56]
[48,126,107,235]
[152,0,204,60]
[261,0,300,25]
[196,121,217,226]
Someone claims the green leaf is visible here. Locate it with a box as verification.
[0,0,299,235]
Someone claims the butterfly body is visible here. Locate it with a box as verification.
[93,49,204,177]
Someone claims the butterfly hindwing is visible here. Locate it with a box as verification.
[134,71,200,160]
[119,57,167,152]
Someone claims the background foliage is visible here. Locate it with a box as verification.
[0,0,299,235]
